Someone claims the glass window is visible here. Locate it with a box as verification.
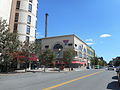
[83,48,86,53]
[75,44,77,47]
[27,15,31,24]
[16,1,20,9]
[26,36,29,42]
[45,45,49,49]
[68,43,73,46]
[75,51,78,56]
[53,44,63,49]
[79,46,82,51]
[28,4,32,12]
[26,25,30,34]
[79,52,82,58]
[14,24,18,33]
[15,13,19,22]
[84,54,87,59]
[29,0,32,3]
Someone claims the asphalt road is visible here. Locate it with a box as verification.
[0,69,119,90]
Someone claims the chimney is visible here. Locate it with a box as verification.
[45,13,48,38]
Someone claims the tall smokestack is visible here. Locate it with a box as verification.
[45,13,48,38]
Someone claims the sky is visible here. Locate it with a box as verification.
[36,0,120,63]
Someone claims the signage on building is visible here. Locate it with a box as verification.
[63,40,69,45]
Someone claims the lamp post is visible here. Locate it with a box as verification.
[58,48,61,72]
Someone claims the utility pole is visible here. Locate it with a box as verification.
[45,13,48,38]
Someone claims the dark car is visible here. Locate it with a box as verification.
[116,66,120,86]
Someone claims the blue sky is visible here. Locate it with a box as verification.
[36,0,120,63]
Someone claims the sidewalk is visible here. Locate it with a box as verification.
[27,67,86,72]
[0,68,86,75]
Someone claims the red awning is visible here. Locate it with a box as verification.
[28,55,39,61]
[72,61,85,64]
[16,56,26,59]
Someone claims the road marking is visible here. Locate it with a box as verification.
[42,71,104,90]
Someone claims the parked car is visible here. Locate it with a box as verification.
[107,65,114,70]
[95,65,101,69]
[116,66,120,86]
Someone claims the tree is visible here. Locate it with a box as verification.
[63,49,75,71]
[0,19,20,72]
[90,57,107,68]
[113,57,120,66]
[39,49,55,72]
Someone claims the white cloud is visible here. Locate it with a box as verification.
[86,43,94,45]
[85,39,93,42]
[100,34,112,38]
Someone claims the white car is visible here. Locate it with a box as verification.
[107,65,114,70]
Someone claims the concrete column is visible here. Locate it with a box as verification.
[17,60,20,69]
[28,61,31,70]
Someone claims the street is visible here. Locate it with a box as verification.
[0,69,119,90]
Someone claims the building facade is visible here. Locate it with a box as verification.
[0,0,38,42]
[39,34,95,67]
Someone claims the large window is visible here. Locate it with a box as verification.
[15,13,19,22]
[83,48,86,53]
[14,24,18,33]
[79,52,82,58]
[45,45,49,49]
[29,0,32,3]
[53,44,63,50]
[27,15,31,24]
[79,46,82,51]
[28,4,32,12]
[26,36,29,42]
[26,25,30,34]
[16,1,20,9]
[68,43,73,46]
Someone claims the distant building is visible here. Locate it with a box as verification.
[37,34,95,67]
[0,0,38,42]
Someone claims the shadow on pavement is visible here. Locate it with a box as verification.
[112,76,118,80]
[107,81,120,90]
[107,76,120,90]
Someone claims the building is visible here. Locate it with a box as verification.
[0,0,38,42]
[38,34,95,67]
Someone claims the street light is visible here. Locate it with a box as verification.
[58,48,61,72]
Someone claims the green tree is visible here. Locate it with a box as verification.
[40,49,55,72]
[63,49,75,71]
[0,19,20,72]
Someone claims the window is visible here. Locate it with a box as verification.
[14,24,18,33]
[27,15,31,24]
[26,36,29,42]
[83,48,86,53]
[28,4,32,12]
[45,45,49,49]
[79,52,82,58]
[68,43,73,46]
[26,25,30,34]
[84,54,87,59]
[15,13,19,22]
[79,46,82,51]
[53,44,63,50]
[16,1,20,9]
[75,44,77,47]
[75,51,78,56]
[29,0,32,3]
